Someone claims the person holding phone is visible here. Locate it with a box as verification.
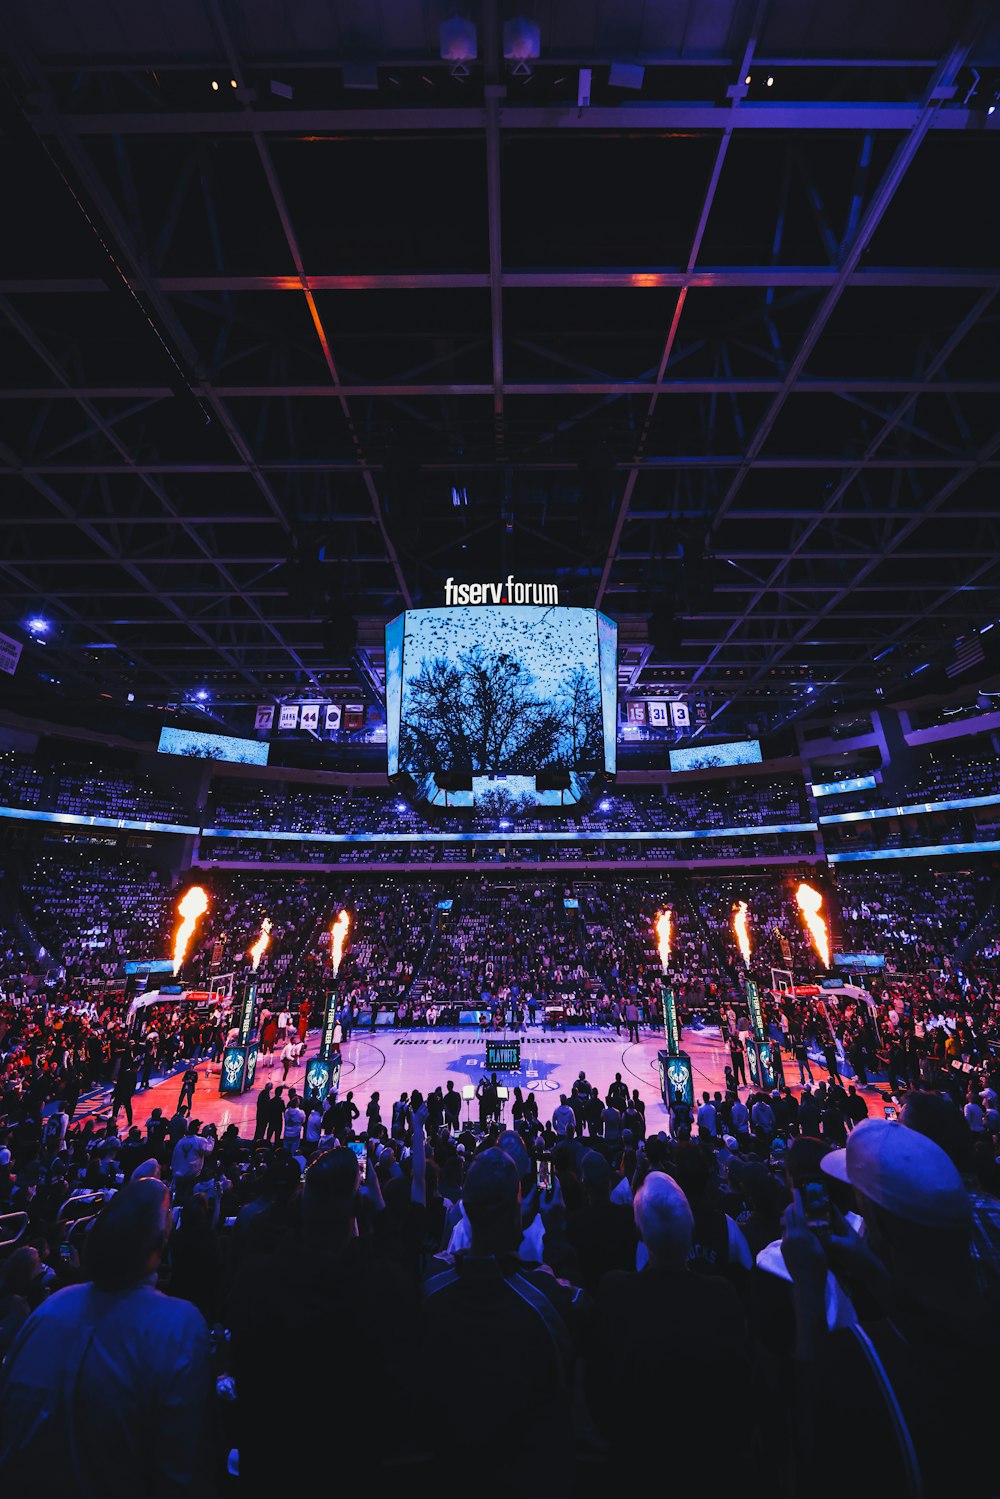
[781,1119,993,1497]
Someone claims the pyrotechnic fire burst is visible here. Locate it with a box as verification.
[172,886,209,976]
[733,901,751,968]
[249,917,272,972]
[331,909,351,976]
[655,909,672,970]
[795,882,830,968]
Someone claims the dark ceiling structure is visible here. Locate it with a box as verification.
[2,0,1000,742]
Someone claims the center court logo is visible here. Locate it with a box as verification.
[444,576,559,606]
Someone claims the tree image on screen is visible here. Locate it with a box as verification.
[400,647,602,772]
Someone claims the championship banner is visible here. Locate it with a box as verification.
[647,700,670,728]
[325,704,342,732]
[255,705,275,733]
[300,703,321,733]
[0,631,22,676]
[279,704,299,730]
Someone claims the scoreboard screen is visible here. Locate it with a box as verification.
[486,1040,521,1071]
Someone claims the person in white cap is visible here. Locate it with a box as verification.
[781,1118,997,1496]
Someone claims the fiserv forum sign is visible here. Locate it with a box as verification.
[444,577,559,606]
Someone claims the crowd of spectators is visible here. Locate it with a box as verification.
[0,753,192,825]
[835,868,994,972]
[0,1044,997,1490]
[197,830,818,867]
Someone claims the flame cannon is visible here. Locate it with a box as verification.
[220,917,271,1096]
[654,909,694,1112]
[304,911,351,1105]
[732,901,784,1092]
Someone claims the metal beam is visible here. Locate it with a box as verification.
[595,9,768,609]
[5,378,1000,401]
[709,29,986,537]
[483,0,504,431]
[5,267,996,294]
[43,104,993,136]
[201,0,412,609]
[693,286,997,679]
[0,295,315,693]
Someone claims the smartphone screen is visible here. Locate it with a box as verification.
[884,1105,898,1122]
[348,1140,367,1183]
[803,1180,831,1234]
[536,1157,552,1193]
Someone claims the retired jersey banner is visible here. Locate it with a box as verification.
[626,700,647,725]
[670,700,691,728]
[0,632,22,676]
[325,704,343,732]
[646,700,670,727]
[254,705,274,733]
[343,703,365,732]
[300,703,321,733]
[279,704,299,730]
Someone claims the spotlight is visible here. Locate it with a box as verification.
[28,616,50,634]
[396,802,407,813]
[211,80,219,91]
[766,75,774,87]
[745,74,751,84]
[440,14,477,75]
[990,105,996,115]
[599,800,611,812]
[196,689,209,701]
[504,15,540,75]
[230,79,237,88]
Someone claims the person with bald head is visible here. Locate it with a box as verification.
[587,1171,750,1483]
[0,1178,214,1496]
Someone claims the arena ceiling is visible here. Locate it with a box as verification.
[2,0,1000,741]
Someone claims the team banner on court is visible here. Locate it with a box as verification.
[254,706,274,733]
[0,632,22,676]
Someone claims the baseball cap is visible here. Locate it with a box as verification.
[820,1118,969,1229]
